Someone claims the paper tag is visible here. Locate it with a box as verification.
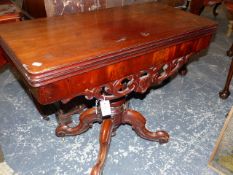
[100,100,111,116]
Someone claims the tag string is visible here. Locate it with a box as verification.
[95,99,99,114]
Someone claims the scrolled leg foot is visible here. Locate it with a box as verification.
[122,109,169,143]
[55,107,102,137]
[219,90,230,99]
[41,115,50,121]
[156,130,169,144]
[56,129,66,137]
[91,119,113,175]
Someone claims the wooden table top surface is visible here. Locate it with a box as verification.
[0,2,216,79]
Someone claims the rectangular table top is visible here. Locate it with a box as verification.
[0,2,216,88]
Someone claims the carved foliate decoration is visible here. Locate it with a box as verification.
[83,54,192,100]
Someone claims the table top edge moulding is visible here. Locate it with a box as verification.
[0,2,217,88]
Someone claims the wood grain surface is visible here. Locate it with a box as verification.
[0,2,217,104]
[0,3,216,78]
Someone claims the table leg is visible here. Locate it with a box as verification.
[219,44,233,99]
[122,109,169,144]
[91,118,113,175]
[55,107,102,137]
[55,95,169,174]
[219,59,233,99]
[56,103,86,125]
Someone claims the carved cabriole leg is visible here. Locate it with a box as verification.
[219,59,233,99]
[55,107,102,137]
[56,103,86,125]
[122,109,169,144]
[219,44,233,99]
[91,119,113,175]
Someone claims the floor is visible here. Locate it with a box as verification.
[0,5,233,175]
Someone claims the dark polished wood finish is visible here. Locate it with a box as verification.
[219,44,233,99]
[0,2,217,174]
[0,3,217,104]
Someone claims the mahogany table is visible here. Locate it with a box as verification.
[0,2,216,175]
